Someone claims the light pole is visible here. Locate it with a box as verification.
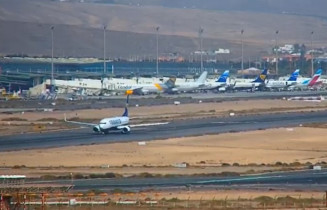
[241,29,244,70]
[275,30,279,76]
[199,27,204,72]
[311,31,314,76]
[103,25,107,75]
[50,26,54,93]
[156,26,160,77]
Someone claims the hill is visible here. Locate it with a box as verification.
[0,0,327,59]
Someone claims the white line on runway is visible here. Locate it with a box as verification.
[197,175,284,184]
[211,121,258,124]
[130,122,170,127]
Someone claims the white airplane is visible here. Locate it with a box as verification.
[201,70,229,91]
[290,69,323,90]
[265,69,300,90]
[120,78,176,95]
[64,95,168,134]
[232,69,268,91]
[168,71,208,93]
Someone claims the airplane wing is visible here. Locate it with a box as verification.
[64,114,97,127]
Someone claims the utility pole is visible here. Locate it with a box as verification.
[199,27,204,72]
[311,31,314,76]
[241,29,244,70]
[103,25,107,75]
[275,30,279,76]
[50,26,54,93]
[156,26,160,77]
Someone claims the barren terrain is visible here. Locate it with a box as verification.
[1,0,327,57]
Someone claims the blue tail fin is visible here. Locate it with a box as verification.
[287,69,300,82]
[122,95,129,117]
[315,69,322,75]
[216,70,229,83]
[252,69,268,83]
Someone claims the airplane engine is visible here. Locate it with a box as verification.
[93,125,101,133]
[142,90,149,95]
[121,126,131,134]
[218,87,226,92]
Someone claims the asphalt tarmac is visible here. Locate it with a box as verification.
[28,169,327,192]
[1,110,327,151]
[1,90,327,112]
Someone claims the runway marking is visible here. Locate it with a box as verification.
[196,175,284,184]
[211,121,258,124]
[130,122,170,127]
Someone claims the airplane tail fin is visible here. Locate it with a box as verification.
[308,69,322,87]
[252,69,268,83]
[164,77,176,88]
[122,94,129,117]
[216,70,229,83]
[287,69,300,82]
[196,71,208,84]
[315,69,322,75]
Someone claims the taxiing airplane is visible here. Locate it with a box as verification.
[65,95,131,134]
[231,69,268,91]
[64,95,170,134]
[201,70,229,91]
[265,69,300,90]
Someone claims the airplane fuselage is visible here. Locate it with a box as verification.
[93,116,130,134]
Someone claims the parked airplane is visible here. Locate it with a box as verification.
[265,69,300,90]
[231,69,268,91]
[168,71,208,93]
[291,69,322,90]
[201,70,229,91]
[122,78,176,95]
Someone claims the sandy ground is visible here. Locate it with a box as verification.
[110,190,326,201]
[1,127,327,173]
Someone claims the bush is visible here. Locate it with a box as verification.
[232,162,240,166]
[73,173,85,179]
[36,118,59,122]
[168,197,180,202]
[139,172,154,178]
[254,196,274,204]
[220,172,240,177]
[12,165,26,169]
[289,161,302,166]
[275,161,283,166]
[104,173,117,178]
[40,174,57,180]
[221,163,230,167]
[2,117,27,121]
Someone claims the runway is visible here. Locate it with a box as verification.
[1,110,327,151]
[28,169,327,192]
